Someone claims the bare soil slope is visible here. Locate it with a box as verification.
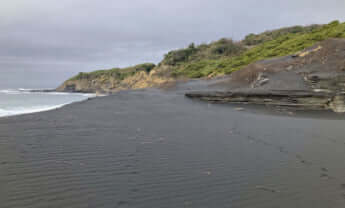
[187,39,345,112]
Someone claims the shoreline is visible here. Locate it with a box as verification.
[1,83,345,207]
[1,84,345,121]
[0,90,97,118]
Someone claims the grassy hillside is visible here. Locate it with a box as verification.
[242,24,321,46]
[62,20,345,91]
[161,39,245,66]
[167,20,345,78]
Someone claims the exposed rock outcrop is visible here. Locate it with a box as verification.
[186,90,345,113]
[56,65,175,94]
[186,39,345,113]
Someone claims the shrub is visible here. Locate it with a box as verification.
[69,63,156,81]
[162,44,199,66]
[70,20,345,81]
[172,20,345,78]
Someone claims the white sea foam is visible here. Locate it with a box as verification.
[18,88,38,91]
[0,89,96,97]
[0,89,21,94]
[0,104,68,117]
[0,88,96,118]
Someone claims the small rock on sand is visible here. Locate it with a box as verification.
[204,171,212,176]
[256,186,280,193]
[235,107,245,111]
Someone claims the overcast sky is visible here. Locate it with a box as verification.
[1,0,345,88]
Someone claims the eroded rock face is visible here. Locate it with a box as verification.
[186,90,345,112]
[251,72,270,88]
[186,90,333,110]
[304,73,345,92]
[187,39,345,113]
[224,39,345,92]
[329,94,345,113]
[56,70,174,94]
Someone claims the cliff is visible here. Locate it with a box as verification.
[56,63,174,94]
[57,20,345,95]
[186,38,345,113]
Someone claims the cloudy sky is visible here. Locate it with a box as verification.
[1,0,345,88]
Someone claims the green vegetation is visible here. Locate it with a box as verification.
[168,20,345,78]
[161,39,244,66]
[68,20,345,81]
[70,63,156,81]
[242,24,321,46]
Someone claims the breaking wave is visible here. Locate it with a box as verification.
[0,89,94,97]
[0,88,95,117]
[0,104,68,117]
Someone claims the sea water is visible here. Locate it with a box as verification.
[0,88,93,117]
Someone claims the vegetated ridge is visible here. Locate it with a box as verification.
[57,20,345,94]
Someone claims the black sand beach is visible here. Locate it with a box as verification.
[1,82,345,208]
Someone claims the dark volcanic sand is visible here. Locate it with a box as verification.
[1,81,345,208]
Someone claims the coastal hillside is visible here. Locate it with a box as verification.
[57,21,345,93]
[56,63,174,94]
[187,38,345,113]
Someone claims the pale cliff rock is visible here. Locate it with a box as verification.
[56,68,174,94]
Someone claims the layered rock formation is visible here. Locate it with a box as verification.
[56,21,345,113]
[56,64,174,94]
[56,21,345,98]
[186,39,345,113]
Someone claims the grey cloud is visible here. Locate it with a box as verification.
[1,0,345,87]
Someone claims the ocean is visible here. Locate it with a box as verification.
[0,67,95,117]
[0,88,93,117]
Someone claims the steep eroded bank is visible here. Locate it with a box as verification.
[187,39,345,112]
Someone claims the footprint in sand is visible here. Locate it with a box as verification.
[340,184,345,189]
[295,154,312,165]
[321,167,328,172]
[117,200,129,207]
[320,173,332,180]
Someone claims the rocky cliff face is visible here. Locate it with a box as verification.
[56,36,345,113]
[56,64,174,94]
[226,38,345,92]
[56,21,345,96]
[186,39,345,113]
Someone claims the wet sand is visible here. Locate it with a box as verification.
[1,83,345,208]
